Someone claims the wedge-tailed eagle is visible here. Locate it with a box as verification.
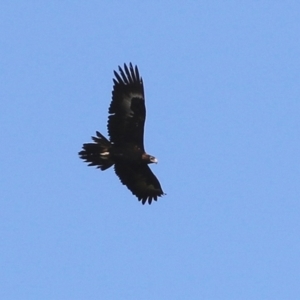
[79,63,164,204]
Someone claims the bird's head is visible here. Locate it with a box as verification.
[142,154,158,164]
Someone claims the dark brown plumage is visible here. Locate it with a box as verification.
[79,63,164,204]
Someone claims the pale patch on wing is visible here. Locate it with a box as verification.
[129,92,142,99]
[120,95,133,116]
[121,93,143,118]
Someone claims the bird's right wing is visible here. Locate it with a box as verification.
[107,63,146,151]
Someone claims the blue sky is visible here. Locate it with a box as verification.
[1,1,300,299]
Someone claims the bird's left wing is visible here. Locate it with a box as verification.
[114,163,164,204]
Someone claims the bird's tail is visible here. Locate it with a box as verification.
[79,131,114,170]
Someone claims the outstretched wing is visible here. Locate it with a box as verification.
[114,163,164,204]
[108,63,146,150]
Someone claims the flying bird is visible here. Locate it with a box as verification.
[79,63,164,204]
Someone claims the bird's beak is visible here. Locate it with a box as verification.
[152,158,158,164]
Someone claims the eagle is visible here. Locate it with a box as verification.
[79,63,164,204]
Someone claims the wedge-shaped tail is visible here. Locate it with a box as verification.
[79,131,114,170]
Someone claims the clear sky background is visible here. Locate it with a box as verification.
[1,1,300,299]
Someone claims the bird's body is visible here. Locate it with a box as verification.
[79,63,164,204]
